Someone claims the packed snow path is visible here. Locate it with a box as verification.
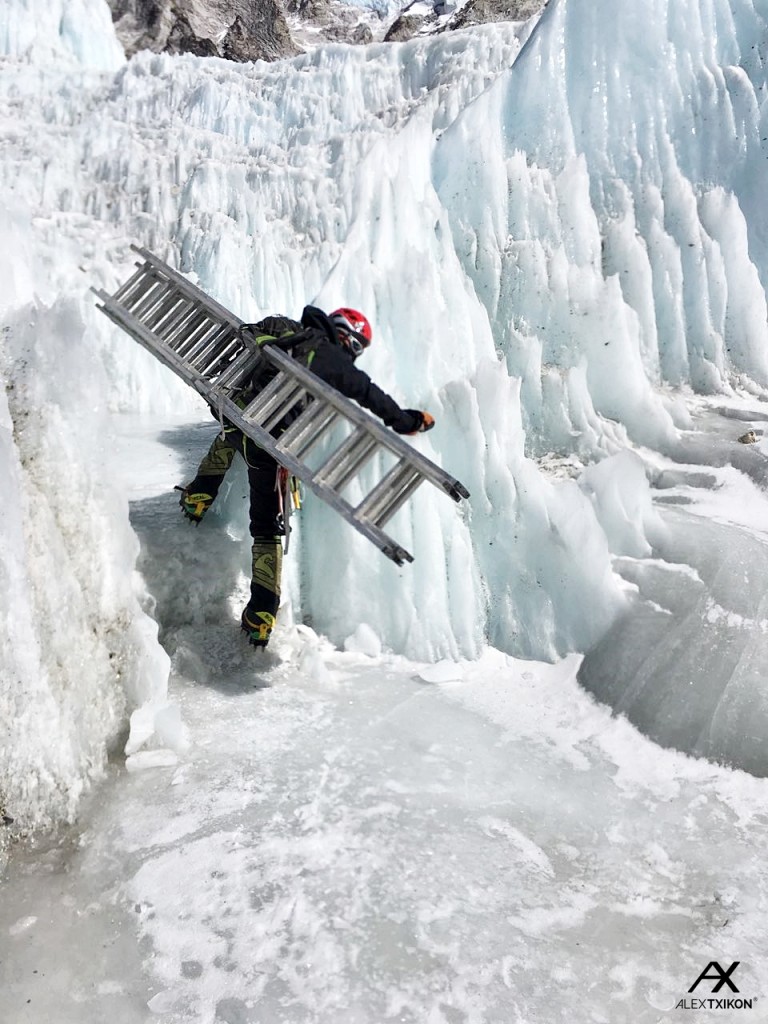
[4,413,768,1024]
[3,638,768,1024]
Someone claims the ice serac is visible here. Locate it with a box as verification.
[0,188,172,826]
[0,294,173,827]
[436,0,768,451]
[0,0,125,68]
[427,0,768,771]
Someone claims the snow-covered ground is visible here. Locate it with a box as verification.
[5,0,768,1018]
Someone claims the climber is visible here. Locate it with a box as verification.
[178,305,434,648]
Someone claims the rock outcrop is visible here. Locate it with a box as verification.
[106,0,548,62]
[450,0,546,30]
[107,0,301,62]
[383,13,424,43]
[384,0,547,44]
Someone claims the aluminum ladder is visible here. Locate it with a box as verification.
[93,246,470,565]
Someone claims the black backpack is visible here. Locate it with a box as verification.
[229,316,322,444]
[238,315,318,393]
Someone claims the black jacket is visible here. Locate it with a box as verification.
[252,306,422,435]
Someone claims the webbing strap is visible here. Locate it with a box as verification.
[217,396,227,440]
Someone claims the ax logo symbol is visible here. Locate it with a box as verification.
[688,962,740,995]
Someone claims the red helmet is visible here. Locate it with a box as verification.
[330,307,373,355]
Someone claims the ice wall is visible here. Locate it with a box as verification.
[435,0,768,451]
[0,9,172,829]
[0,200,177,830]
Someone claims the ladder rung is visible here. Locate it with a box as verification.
[184,320,228,367]
[158,302,200,349]
[119,266,159,307]
[197,329,241,378]
[127,276,172,320]
[313,428,380,492]
[356,462,423,528]
[241,375,307,433]
[146,296,183,339]
[155,296,197,344]
[263,388,308,433]
[145,291,187,331]
[199,327,241,368]
[175,313,217,359]
[188,337,227,377]
[215,348,260,390]
[113,263,151,305]
[275,403,340,460]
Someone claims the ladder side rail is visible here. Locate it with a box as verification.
[262,346,470,501]
[113,263,153,304]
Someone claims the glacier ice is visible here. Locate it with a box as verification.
[0,0,124,69]
[6,1,768,1019]
[3,0,768,832]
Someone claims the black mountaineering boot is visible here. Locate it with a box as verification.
[177,486,215,524]
[241,537,282,648]
[241,608,277,648]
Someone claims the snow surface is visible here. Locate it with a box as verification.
[4,0,768,1018]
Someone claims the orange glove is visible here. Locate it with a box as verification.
[399,410,436,435]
